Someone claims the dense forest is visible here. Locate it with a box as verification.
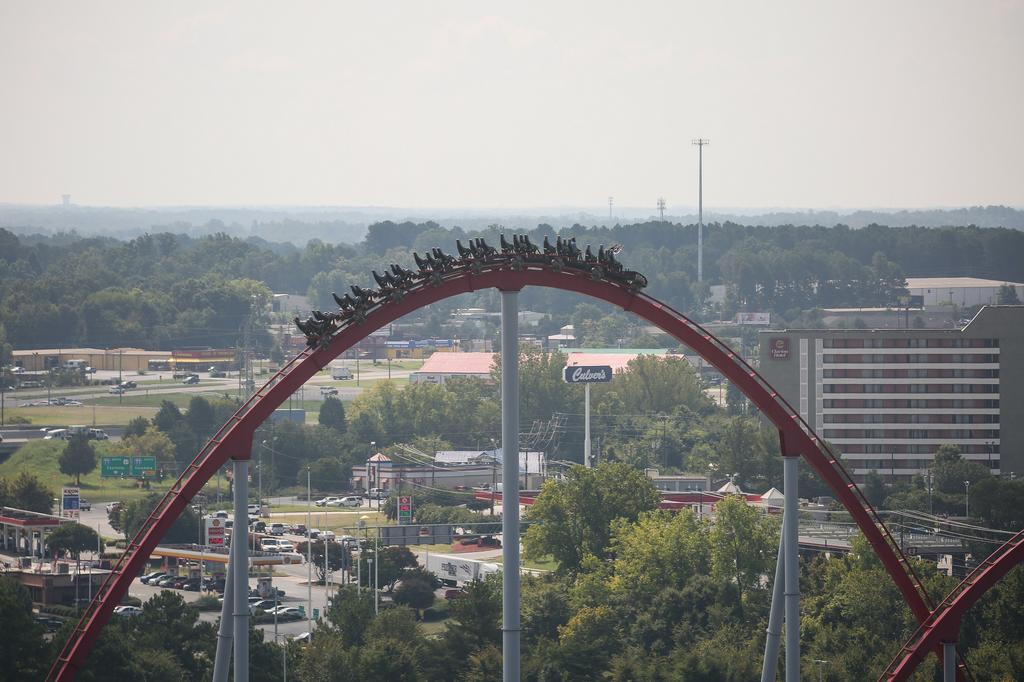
[2,220,1023,353]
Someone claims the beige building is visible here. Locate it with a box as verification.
[12,347,169,372]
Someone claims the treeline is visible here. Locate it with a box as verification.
[3,220,1023,352]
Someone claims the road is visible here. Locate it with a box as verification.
[2,363,418,419]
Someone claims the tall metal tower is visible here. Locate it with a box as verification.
[692,138,709,281]
[657,197,666,221]
[608,196,614,222]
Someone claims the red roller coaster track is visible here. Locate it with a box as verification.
[880,527,1024,681]
[48,260,978,680]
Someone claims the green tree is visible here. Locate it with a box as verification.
[0,577,48,680]
[326,586,375,647]
[356,545,417,592]
[152,400,183,432]
[296,539,345,583]
[393,567,437,615]
[997,283,1021,305]
[46,523,100,560]
[185,395,217,441]
[524,462,661,572]
[6,471,53,513]
[444,576,502,656]
[607,509,710,601]
[932,444,990,494]
[124,415,150,438]
[708,495,777,604]
[305,457,351,492]
[59,434,97,485]
[319,395,347,433]
[119,493,199,543]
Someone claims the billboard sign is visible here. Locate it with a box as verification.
[205,517,226,546]
[734,312,771,325]
[61,486,80,520]
[380,523,454,546]
[769,337,791,360]
[562,365,613,384]
[398,496,413,525]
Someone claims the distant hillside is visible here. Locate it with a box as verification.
[1,203,1021,246]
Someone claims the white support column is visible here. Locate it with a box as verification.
[584,382,592,468]
[212,563,234,682]
[501,290,521,682]
[783,456,800,682]
[231,458,250,682]
[760,532,785,682]
[943,642,956,682]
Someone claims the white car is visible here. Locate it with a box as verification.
[315,497,340,507]
[113,605,142,616]
[337,496,362,508]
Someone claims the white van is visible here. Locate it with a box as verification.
[43,429,68,440]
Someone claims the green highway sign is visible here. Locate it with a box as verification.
[101,457,131,477]
[101,456,159,478]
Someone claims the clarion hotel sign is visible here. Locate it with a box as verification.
[769,337,791,360]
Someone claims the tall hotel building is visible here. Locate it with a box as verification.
[757,306,1023,482]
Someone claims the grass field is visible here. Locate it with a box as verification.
[89,392,228,409]
[3,404,159,426]
[0,439,172,503]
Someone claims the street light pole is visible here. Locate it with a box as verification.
[306,466,312,636]
[964,480,970,518]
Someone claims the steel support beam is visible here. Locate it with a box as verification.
[212,560,234,682]
[783,456,800,682]
[760,532,785,682]
[232,459,250,682]
[943,642,956,682]
[501,290,521,682]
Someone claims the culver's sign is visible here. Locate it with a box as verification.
[563,365,613,384]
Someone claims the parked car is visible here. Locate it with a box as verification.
[307,529,322,540]
[291,524,307,535]
[183,577,202,591]
[140,571,165,585]
[34,614,64,631]
[113,605,143,616]
[251,599,278,612]
[252,520,267,533]
[171,577,190,589]
[320,530,336,541]
[156,575,179,587]
[314,496,340,507]
[367,487,390,500]
[269,523,286,536]
[276,542,295,553]
[337,496,362,508]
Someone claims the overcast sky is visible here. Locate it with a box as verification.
[1,1,1021,210]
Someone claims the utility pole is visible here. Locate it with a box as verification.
[657,197,666,221]
[691,138,709,281]
[608,196,613,222]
